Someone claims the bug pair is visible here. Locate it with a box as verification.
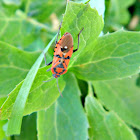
[44,21,84,96]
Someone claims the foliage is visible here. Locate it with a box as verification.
[104,0,136,32]
[0,0,140,139]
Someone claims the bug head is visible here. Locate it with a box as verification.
[60,33,73,53]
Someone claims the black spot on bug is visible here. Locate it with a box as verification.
[53,68,57,73]
[61,48,67,52]
[54,55,61,58]
[65,56,70,59]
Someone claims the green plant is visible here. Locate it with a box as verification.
[0,0,140,140]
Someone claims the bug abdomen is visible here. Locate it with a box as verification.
[51,66,67,76]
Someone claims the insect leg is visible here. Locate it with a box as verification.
[43,52,52,66]
[47,68,51,72]
[55,21,63,44]
[73,27,84,53]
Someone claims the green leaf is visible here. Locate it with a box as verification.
[0,66,65,120]
[0,97,7,107]
[93,75,140,129]
[37,73,88,140]
[85,95,137,140]
[104,0,136,32]
[0,41,39,97]
[61,1,104,67]
[0,65,65,118]
[0,0,68,51]
[6,35,60,135]
[70,30,140,80]
[26,0,66,23]
[14,113,37,140]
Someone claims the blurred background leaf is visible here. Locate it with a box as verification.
[0,0,66,51]
[104,0,136,32]
[24,0,66,23]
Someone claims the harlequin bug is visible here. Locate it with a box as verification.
[44,22,84,96]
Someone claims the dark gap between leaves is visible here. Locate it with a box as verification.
[92,84,98,99]
[92,84,109,112]
[77,78,88,107]
[131,126,140,139]
[12,112,37,140]
[11,136,15,140]
[128,3,135,16]
[136,73,140,88]
[102,105,109,112]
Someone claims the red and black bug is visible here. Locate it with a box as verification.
[44,22,84,96]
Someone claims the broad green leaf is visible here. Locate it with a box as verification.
[0,67,65,120]
[61,1,104,67]
[14,113,37,140]
[0,41,39,97]
[104,0,136,32]
[93,75,140,129]
[6,35,63,135]
[70,30,140,80]
[37,73,88,140]
[85,95,137,140]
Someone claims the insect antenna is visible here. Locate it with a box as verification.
[43,77,55,82]
[56,78,63,97]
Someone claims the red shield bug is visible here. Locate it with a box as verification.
[43,21,84,96]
